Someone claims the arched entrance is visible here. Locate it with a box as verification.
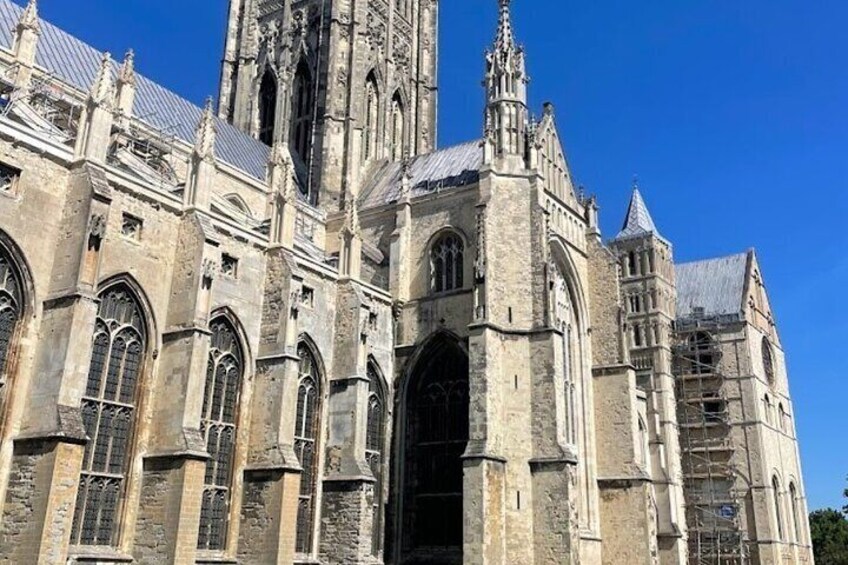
[398,336,469,565]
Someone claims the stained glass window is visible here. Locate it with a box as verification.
[366,363,386,556]
[294,343,322,555]
[197,318,243,551]
[71,286,146,547]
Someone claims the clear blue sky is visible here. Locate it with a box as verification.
[24,0,847,510]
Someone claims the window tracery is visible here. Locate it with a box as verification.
[197,318,243,551]
[0,248,23,416]
[71,286,146,547]
[431,232,464,293]
[294,343,322,555]
[762,337,775,385]
[366,363,386,556]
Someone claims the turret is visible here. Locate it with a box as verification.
[483,0,529,167]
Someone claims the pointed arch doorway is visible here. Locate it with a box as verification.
[395,335,469,565]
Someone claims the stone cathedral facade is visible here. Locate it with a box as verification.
[0,0,814,564]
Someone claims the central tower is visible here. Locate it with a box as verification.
[218,0,439,211]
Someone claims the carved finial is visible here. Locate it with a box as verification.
[19,0,39,32]
[632,174,639,190]
[194,97,217,159]
[119,49,136,85]
[90,52,114,104]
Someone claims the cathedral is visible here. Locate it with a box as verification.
[0,0,815,564]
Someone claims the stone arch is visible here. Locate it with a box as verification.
[0,230,34,437]
[388,88,408,161]
[258,66,278,145]
[548,236,596,529]
[71,277,154,547]
[362,69,382,163]
[391,330,469,564]
[293,332,328,558]
[197,310,249,551]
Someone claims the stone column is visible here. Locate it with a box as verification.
[0,164,112,564]
[237,248,304,565]
[131,212,219,564]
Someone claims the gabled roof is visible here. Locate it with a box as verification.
[676,252,750,320]
[0,0,270,180]
[359,140,483,209]
[614,188,664,241]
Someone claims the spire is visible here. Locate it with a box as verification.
[483,0,529,163]
[194,97,217,160]
[494,0,515,51]
[90,52,114,105]
[615,184,663,241]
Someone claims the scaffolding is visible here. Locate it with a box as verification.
[674,319,751,565]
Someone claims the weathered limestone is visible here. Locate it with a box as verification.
[0,1,815,564]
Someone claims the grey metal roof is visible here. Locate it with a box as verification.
[0,0,270,180]
[676,252,750,320]
[359,140,483,208]
[614,188,664,241]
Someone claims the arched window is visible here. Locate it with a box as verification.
[789,483,801,544]
[362,73,380,163]
[294,343,322,556]
[401,337,469,560]
[197,318,244,550]
[290,62,314,165]
[389,91,405,162]
[551,262,578,446]
[762,337,775,385]
[431,232,464,293]
[366,363,386,556]
[772,475,784,540]
[0,247,24,415]
[71,285,146,547]
[763,394,772,425]
[778,403,787,432]
[258,69,278,146]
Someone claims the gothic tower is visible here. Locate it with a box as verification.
[218,0,439,211]
[611,187,689,564]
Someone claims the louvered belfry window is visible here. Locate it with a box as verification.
[71,286,146,547]
[0,249,23,412]
[197,318,243,551]
[294,343,322,555]
[366,364,386,556]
